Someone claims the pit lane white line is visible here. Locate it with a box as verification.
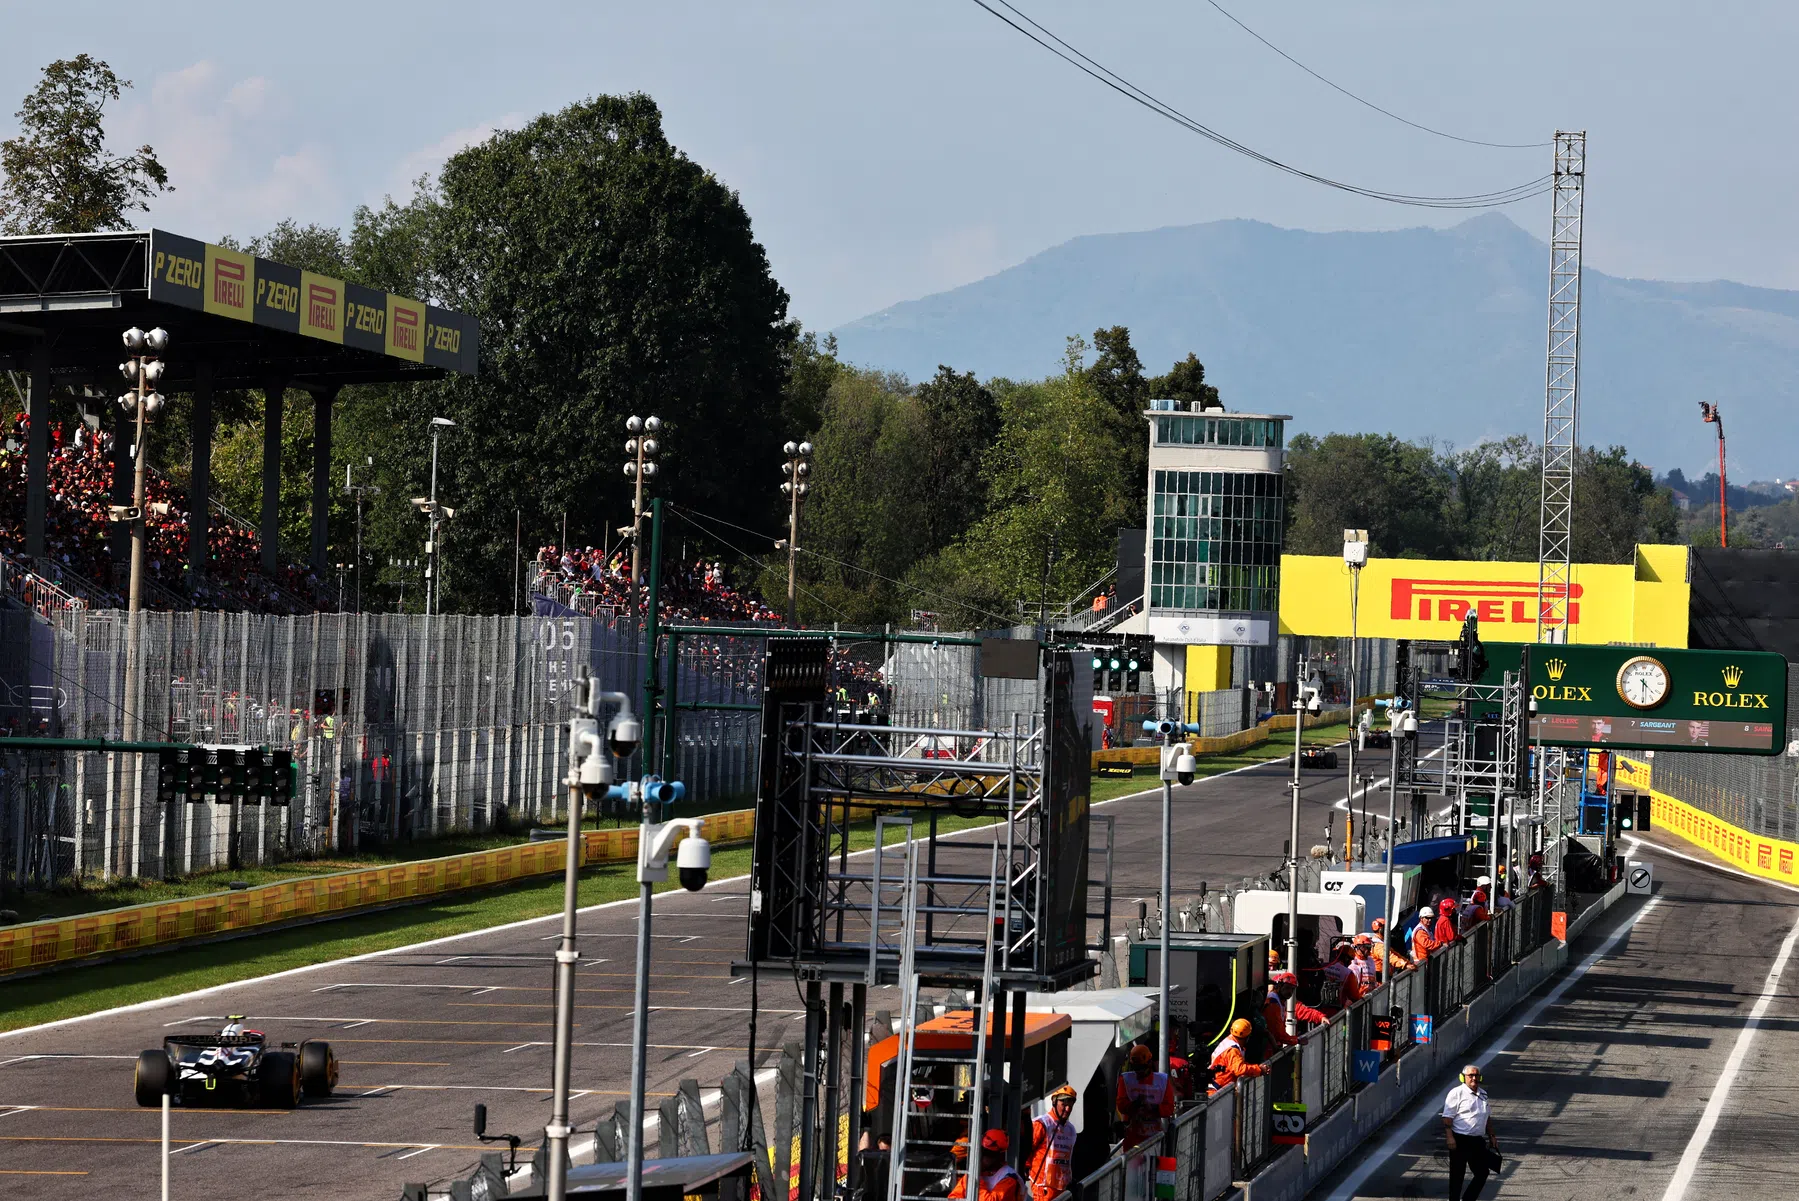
[395,1144,438,1160]
[2,753,1278,1044]
[1319,893,1664,1201]
[1659,906,1799,1201]
[0,1055,139,1067]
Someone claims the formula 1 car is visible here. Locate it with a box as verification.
[1298,746,1339,769]
[1362,728,1393,750]
[134,1016,338,1108]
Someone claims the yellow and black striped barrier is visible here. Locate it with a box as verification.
[0,807,757,977]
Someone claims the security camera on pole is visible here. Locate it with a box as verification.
[1285,660,1322,1033]
[546,675,708,1201]
[114,327,169,864]
[623,415,661,644]
[777,440,811,626]
[1145,717,1199,1072]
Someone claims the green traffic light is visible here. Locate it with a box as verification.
[1092,656,1103,670]
[1109,658,1121,671]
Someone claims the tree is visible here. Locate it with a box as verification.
[917,341,1127,627]
[1148,353,1221,411]
[913,366,999,550]
[354,93,795,611]
[0,55,170,234]
[1574,446,1676,562]
[1283,432,1456,558]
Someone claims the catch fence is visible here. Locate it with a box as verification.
[1647,663,1799,839]
[0,608,590,887]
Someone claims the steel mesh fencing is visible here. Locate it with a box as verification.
[1649,664,1799,839]
[0,608,595,885]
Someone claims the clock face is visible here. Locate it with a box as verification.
[1616,656,1670,709]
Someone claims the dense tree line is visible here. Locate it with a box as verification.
[1284,433,1679,565]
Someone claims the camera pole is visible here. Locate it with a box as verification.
[1149,718,1199,1073]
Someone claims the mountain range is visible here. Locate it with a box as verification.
[830,214,1799,480]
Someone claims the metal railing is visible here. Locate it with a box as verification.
[1074,897,1558,1201]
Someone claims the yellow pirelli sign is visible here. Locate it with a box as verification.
[1278,544,1690,646]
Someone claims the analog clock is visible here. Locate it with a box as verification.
[1616,656,1670,710]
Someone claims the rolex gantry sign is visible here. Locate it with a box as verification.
[1524,645,1788,755]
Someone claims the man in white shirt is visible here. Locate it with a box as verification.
[1440,1064,1499,1200]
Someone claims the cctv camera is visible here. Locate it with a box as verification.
[676,834,711,892]
[607,715,643,759]
[578,752,611,797]
[144,328,169,353]
[1175,751,1196,787]
[122,327,146,351]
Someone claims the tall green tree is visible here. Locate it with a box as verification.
[1147,353,1221,411]
[0,55,170,234]
[340,93,795,611]
[913,366,1000,550]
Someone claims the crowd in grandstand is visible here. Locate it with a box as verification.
[0,415,325,613]
[535,544,784,626]
[532,543,890,703]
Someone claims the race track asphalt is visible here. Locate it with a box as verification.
[1307,830,1799,1200]
[0,744,1369,1200]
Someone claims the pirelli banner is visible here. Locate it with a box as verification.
[0,808,755,978]
[1278,544,1691,647]
[147,229,479,375]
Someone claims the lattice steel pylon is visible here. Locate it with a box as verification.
[1537,131,1586,640]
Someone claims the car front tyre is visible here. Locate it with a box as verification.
[299,1040,338,1098]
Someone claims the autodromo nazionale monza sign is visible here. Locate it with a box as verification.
[1522,645,1787,755]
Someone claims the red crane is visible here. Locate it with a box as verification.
[1698,402,1727,547]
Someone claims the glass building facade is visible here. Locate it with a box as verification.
[1152,414,1285,449]
[1148,412,1286,618]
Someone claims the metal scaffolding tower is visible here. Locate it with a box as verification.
[1538,131,1586,894]
[1537,131,1586,639]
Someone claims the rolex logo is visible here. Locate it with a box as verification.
[1722,665,1744,688]
[1545,658,1567,681]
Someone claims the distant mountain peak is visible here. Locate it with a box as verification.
[830,219,1798,479]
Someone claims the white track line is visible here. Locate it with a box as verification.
[1,741,1285,1044]
[395,1145,438,1160]
[1659,908,1799,1201]
[1319,894,1663,1201]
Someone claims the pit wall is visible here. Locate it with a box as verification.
[0,808,756,978]
[1617,754,1799,887]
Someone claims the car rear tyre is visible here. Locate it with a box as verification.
[260,1051,300,1109]
[299,1040,338,1097]
[134,1050,173,1108]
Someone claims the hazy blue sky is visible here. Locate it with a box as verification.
[7,1,1797,331]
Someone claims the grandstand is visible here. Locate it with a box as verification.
[0,414,327,615]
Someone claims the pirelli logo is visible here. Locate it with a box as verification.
[1389,578,1582,627]
[213,258,246,310]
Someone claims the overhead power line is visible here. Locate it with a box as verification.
[1203,0,1550,151]
[969,0,1552,209]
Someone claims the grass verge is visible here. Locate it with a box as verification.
[0,813,986,1034]
[1088,720,1353,805]
[0,808,754,926]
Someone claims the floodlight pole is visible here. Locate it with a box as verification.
[1285,655,1309,1035]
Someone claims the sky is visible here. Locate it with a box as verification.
[7,1,1799,334]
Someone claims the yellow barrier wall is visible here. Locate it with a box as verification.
[0,807,758,977]
[1616,755,1798,886]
